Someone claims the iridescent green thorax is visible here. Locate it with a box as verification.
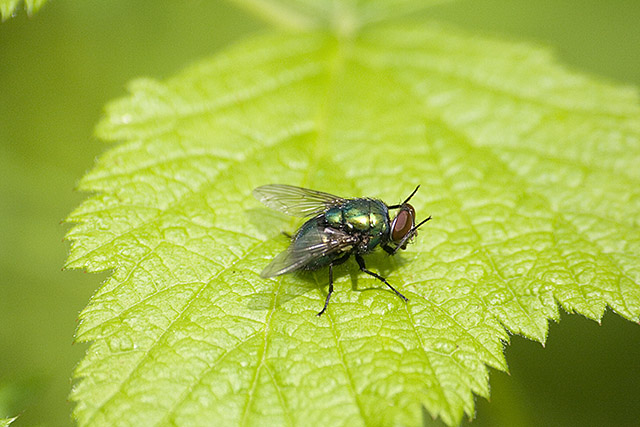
[325,198,390,252]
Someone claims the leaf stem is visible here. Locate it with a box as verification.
[227,0,320,31]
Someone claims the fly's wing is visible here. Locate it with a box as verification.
[253,184,345,217]
[260,226,357,278]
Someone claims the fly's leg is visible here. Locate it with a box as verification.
[355,254,408,302]
[317,264,334,317]
[382,244,395,255]
[317,253,351,317]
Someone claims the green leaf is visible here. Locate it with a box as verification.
[0,0,47,21]
[226,0,454,31]
[0,417,18,427]
[66,17,640,427]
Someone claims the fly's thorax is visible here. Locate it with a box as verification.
[367,200,390,237]
[322,198,389,253]
[341,199,371,231]
[325,199,389,233]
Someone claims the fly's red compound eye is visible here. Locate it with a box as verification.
[391,204,415,244]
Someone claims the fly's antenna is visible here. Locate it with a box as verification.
[388,185,420,209]
[402,185,420,205]
[413,215,432,231]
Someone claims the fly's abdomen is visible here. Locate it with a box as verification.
[290,217,352,270]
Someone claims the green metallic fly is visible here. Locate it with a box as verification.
[253,184,431,316]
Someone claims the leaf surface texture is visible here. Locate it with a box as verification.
[67,20,640,427]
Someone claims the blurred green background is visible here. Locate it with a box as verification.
[0,1,638,425]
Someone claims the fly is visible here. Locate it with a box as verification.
[253,184,432,316]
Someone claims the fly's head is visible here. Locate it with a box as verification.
[390,203,417,250]
[388,186,431,254]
